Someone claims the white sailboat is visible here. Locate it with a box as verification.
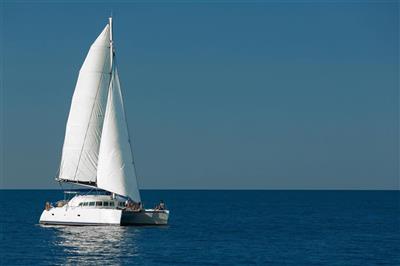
[39,18,169,226]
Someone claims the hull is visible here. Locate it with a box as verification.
[39,207,169,226]
[39,194,169,226]
[121,209,169,225]
[39,206,122,225]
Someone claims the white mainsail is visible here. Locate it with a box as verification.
[97,68,141,202]
[58,19,141,202]
[59,25,111,183]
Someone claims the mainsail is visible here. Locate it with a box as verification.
[59,25,111,184]
[58,19,141,202]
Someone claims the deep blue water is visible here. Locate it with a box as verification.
[1,190,399,265]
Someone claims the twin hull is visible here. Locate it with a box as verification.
[39,206,169,226]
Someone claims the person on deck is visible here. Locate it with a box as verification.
[158,200,165,210]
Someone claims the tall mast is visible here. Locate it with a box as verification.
[109,17,113,69]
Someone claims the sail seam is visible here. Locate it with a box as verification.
[71,52,110,183]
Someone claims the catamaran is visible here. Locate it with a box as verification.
[39,18,169,226]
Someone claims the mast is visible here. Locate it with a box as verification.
[109,17,113,70]
[96,17,142,202]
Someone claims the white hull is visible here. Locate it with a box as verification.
[39,194,169,226]
[39,206,122,225]
[39,207,169,226]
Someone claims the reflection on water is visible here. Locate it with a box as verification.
[48,226,140,265]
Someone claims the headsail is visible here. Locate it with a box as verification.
[58,25,111,183]
[97,68,141,202]
[96,18,141,202]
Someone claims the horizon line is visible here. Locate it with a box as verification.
[0,188,399,191]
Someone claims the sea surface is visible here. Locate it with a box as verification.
[0,190,399,265]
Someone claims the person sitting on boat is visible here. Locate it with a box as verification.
[45,202,51,211]
[156,200,165,211]
[131,202,141,212]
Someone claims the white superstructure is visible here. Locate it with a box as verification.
[39,18,169,226]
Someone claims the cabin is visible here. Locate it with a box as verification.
[59,195,125,209]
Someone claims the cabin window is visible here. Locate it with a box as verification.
[83,202,88,206]
[78,203,83,206]
[110,202,115,207]
[103,201,109,206]
[89,202,95,206]
[118,202,125,207]
[96,201,103,206]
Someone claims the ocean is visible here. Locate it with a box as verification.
[1,190,399,265]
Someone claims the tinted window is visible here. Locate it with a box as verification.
[78,202,83,206]
[103,201,109,206]
[96,201,103,206]
[89,202,95,206]
[83,202,88,206]
[110,202,115,207]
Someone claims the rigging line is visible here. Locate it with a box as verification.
[58,180,63,191]
[55,156,61,181]
[85,187,94,196]
[71,47,111,183]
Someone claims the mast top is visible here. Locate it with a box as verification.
[109,17,114,70]
[109,17,113,43]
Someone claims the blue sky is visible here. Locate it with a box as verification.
[1,1,398,189]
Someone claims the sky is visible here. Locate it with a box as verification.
[0,1,398,189]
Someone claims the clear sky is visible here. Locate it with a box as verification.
[1,1,398,189]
